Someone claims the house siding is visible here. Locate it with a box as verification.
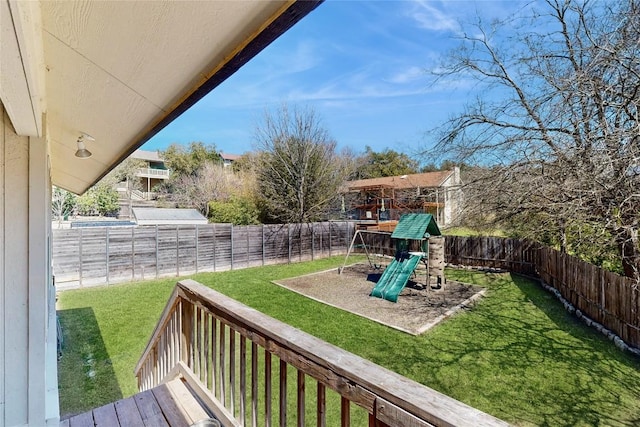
[0,102,57,426]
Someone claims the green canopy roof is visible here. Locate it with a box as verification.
[391,213,441,240]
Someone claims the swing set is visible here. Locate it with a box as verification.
[339,229,393,273]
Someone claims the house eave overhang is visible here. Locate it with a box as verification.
[2,0,323,195]
[87,0,323,193]
[0,0,45,137]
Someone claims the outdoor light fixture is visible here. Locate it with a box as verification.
[74,132,94,158]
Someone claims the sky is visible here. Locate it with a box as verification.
[142,1,528,158]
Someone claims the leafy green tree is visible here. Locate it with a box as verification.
[76,183,119,216]
[162,142,222,177]
[208,196,260,225]
[52,186,77,221]
[354,146,419,179]
[255,104,352,223]
[420,160,465,173]
[231,152,258,174]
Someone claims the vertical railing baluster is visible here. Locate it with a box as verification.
[230,329,236,416]
[171,304,180,366]
[212,316,218,398]
[252,342,258,427]
[163,326,168,379]
[153,349,158,388]
[196,306,202,379]
[159,332,165,381]
[204,312,210,390]
[166,312,171,373]
[297,370,305,427]
[341,397,350,427]
[220,322,227,407]
[240,335,247,426]
[181,300,193,369]
[170,310,176,371]
[171,307,177,369]
[317,383,326,427]
[280,359,287,427]
[265,351,272,427]
[164,328,169,378]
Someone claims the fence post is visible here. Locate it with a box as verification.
[329,222,332,257]
[247,224,250,268]
[262,224,265,266]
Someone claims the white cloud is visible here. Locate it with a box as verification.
[387,66,424,84]
[407,0,460,33]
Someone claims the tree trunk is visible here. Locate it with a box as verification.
[559,221,568,254]
[618,227,640,285]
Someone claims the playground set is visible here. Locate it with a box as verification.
[342,213,445,303]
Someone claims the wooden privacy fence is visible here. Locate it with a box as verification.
[52,221,354,288]
[355,233,639,350]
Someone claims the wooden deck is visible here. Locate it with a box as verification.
[60,378,216,427]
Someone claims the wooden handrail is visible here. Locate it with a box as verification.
[135,279,510,427]
[135,285,180,375]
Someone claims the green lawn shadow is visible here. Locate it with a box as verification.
[57,307,123,418]
[407,270,640,426]
[507,273,640,426]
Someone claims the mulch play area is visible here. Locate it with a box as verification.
[274,263,485,335]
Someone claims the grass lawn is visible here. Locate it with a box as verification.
[443,226,507,237]
[58,256,640,426]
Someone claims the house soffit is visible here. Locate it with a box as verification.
[37,0,321,194]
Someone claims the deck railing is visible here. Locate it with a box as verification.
[135,279,509,427]
[135,167,170,178]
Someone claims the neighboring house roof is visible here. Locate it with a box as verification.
[220,152,242,162]
[131,149,164,163]
[132,208,208,225]
[346,170,457,191]
[391,213,441,239]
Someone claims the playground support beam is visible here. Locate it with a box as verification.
[340,229,392,274]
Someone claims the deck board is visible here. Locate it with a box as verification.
[115,397,145,427]
[151,383,192,426]
[165,377,210,423]
[134,389,170,427]
[92,403,119,427]
[61,378,214,427]
[68,410,94,427]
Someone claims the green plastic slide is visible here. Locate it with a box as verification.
[370,254,421,303]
